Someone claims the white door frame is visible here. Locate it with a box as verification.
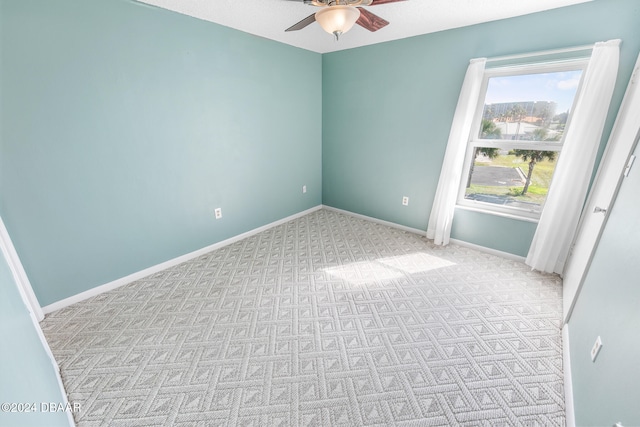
[562,54,640,324]
[0,216,44,321]
[0,216,75,426]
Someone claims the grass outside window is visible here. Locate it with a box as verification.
[464,152,558,209]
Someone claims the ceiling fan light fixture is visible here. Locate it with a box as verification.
[315,5,360,40]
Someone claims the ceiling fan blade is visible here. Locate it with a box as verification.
[369,0,406,5]
[356,8,389,32]
[285,13,316,32]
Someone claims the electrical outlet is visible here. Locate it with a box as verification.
[591,336,603,362]
[402,196,409,206]
[215,208,222,219]
[302,185,307,194]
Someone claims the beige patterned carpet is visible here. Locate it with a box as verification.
[41,209,565,426]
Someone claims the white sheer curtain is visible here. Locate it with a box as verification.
[427,58,486,245]
[526,40,621,274]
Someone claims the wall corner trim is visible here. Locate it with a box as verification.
[42,205,322,315]
[0,216,44,321]
[0,216,75,426]
[563,323,576,427]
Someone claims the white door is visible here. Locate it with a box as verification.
[562,55,640,324]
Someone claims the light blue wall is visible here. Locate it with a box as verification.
[322,0,640,257]
[3,0,638,305]
[567,140,640,426]
[0,0,322,307]
[450,210,537,257]
[0,249,70,427]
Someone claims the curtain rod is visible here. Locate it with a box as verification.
[485,44,595,63]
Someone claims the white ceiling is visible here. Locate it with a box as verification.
[138,0,593,54]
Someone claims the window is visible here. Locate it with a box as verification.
[457,60,587,220]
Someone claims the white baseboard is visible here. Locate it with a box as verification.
[449,238,526,262]
[42,205,322,314]
[322,206,526,262]
[43,204,526,314]
[322,205,428,236]
[562,324,576,427]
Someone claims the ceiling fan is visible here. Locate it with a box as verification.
[285,0,406,40]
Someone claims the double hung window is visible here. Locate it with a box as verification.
[457,60,587,220]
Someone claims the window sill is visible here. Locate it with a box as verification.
[455,204,540,224]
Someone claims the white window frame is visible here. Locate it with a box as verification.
[456,58,589,221]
